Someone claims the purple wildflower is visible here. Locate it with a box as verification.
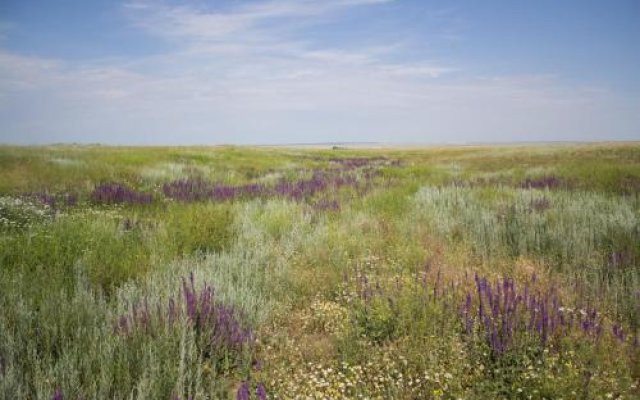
[64,193,78,207]
[114,274,254,363]
[256,383,267,400]
[91,183,152,205]
[51,388,64,400]
[520,175,564,190]
[236,381,250,400]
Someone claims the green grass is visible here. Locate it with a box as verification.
[0,143,639,399]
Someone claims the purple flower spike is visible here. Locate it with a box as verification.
[51,388,64,400]
[236,381,250,400]
[113,274,254,363]
[256,383,267,400]
[313,198,340,212]
[39,193,56,208]
[91,183,152,205]
[463,273,625,355]
[163,178,267,203]
[520,175,564,190]
[612,325,626,342]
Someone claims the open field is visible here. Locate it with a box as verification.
[1,143,639,399]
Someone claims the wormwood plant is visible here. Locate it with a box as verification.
[413,186,640,326]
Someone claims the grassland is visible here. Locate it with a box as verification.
[0,143,639,399]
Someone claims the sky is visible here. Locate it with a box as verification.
[0,0,639,145]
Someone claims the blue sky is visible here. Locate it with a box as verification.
[0,0,638,144]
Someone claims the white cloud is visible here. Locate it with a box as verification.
[0,0,638,144]
[125,0,394,42]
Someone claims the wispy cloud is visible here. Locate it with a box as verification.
[119,0,453,85]
[125,0,393,42]
[0,1,637,144]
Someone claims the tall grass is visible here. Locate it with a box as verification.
[1,144,639,398]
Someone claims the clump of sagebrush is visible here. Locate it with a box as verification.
[412,186,640,326]
[114,273,254,370]
[0,271,258,399]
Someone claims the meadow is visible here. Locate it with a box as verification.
[0,143,639,399]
